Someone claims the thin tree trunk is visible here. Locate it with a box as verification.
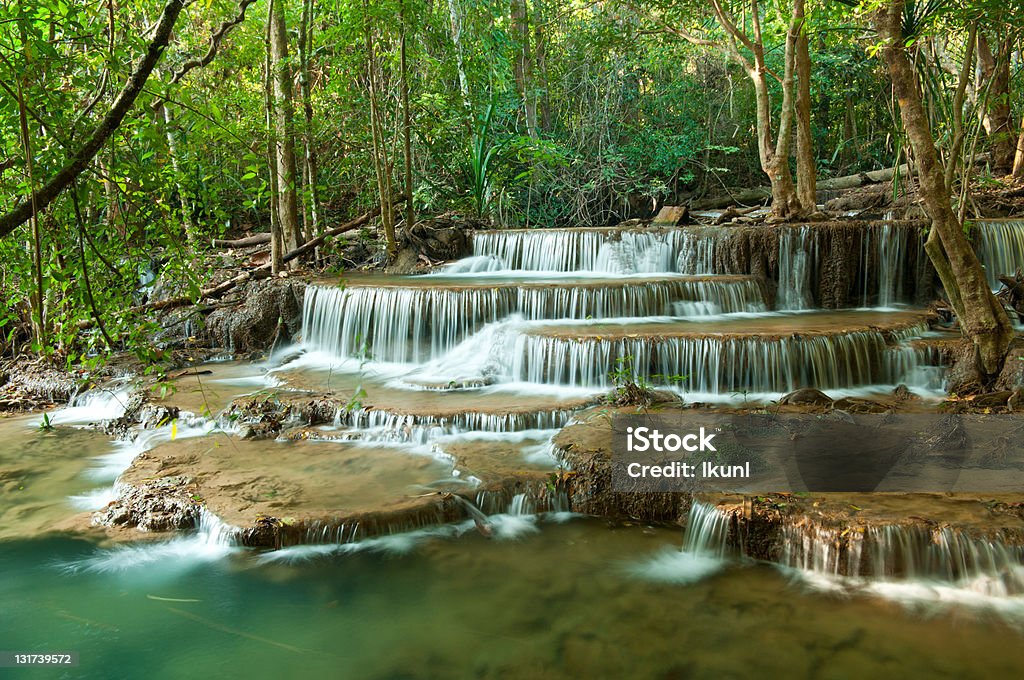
[270,0,302,263]
[1013,115,1024,179]
[511,0,537,137]
[876,1,1012,377]
[160,101,199,242]
[446,0,471,117]
[534,0,550,132]
[976,33,1016,174]
[710,0,802,219]
[264,0,283,273]
[15,76,45,351]
[297,0,322,252]
[400,0,414,237]
[944,24,976,194]
[363,0,397,256]
[793,0,816,212]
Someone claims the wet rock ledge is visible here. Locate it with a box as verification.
[552,404,1024,573]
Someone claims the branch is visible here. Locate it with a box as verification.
[0,0,186,240]
[623,1,719,47]
[168,0,257,85]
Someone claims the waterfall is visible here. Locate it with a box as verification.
[333,407,576,444]
[777,226,814,310]
[973,219,1024,291]
[472,229,691,273]
[630,501,733,584]
[196,508,239,546]
[781,523,864,576]
[676,227,722,275]
[780,521,1024,596]
[42,384,134,426]
[682,502,732,557]
[302,278,766,363]
[866,526,1024,595]
[509,328,923,392]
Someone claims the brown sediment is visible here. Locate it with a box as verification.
[318,272,761,291]
[528,309,936,341]
[93,425,567,549]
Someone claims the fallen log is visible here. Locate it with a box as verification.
[211,233,271,248]
[817,163,910,191]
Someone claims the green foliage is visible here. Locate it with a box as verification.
[1,0,1017,363]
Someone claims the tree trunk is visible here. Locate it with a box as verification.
[534,0,550,132]
[363,0,397,257]
[1014,115,1024,179]
[297,0,322,252]
[160,101,199,242]
[976,33,1016,175]
[446,0,471,116]
[400,0,415,237]
[269,0,302,264]
[793,0,816,212]
[511,0,537,137]
[876,1,1013,377]
[264,0,283,274]
[710,0,804,219]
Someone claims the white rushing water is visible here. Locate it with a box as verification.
[35,383,134,427]
[973,219,1024,291]
[779,521,1024,622]
[631,502,733,585]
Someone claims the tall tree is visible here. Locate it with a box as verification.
[794,0,816,212]
[511,0,538,137]
[269,0,303,266]
[400,0,415,236]
[708,0,810,219]
[875,0,1013,377]
[298,0,322,249]
[363,0,398,257]
[976,31,1017,174]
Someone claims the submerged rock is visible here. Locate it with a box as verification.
[780,388,833,406]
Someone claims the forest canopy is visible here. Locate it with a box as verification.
[0,0,1022,364]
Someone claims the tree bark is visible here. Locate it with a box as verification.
[160,101,199,242]
[793,0,816,212]
[264,0,283,274]
[270,0,302,263]
[976,33,1016,175]
[1014,115,1024,179]
[876,1,1013,377]
[710,0,804,219]
[446,0,471,116]
[511,0,537,137]
[297,0,322,251]
[534,0,551,132]
[363,0,397,256]
[400,0,415,237]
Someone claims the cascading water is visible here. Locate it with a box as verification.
[632,501,733,584]
[972,219,1024,291]
[507,326,929,393]
[777,226,815,310]
[302,278,767,363]
[779,521,1024,597]
[466,223,928,307]
[682,501,732,557]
